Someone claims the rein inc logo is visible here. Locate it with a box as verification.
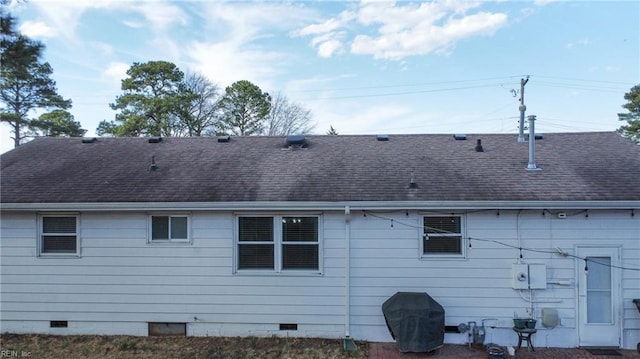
[0,350,31,357]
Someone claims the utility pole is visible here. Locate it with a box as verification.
[517,76,530,143]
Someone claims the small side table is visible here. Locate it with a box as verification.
[513,327,537,352]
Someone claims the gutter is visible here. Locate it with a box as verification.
[1,200,639,212]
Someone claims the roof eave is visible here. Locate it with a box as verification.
[1,200,638,212]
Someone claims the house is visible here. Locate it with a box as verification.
[1,132,639,349]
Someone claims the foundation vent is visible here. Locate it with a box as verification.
[279,323,298,331]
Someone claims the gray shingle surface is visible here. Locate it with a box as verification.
[1,132,639,203]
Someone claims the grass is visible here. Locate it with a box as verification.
[0,334,368,359]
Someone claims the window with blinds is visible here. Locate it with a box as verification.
[423,216,463,255]
[237,215,320,272]
[238,217,274,269]
[282,217,318,270]
[41,216,78,254]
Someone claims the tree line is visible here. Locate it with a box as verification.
[0,12,314,148]
[97,61,314,138]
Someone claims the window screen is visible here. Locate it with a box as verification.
[423,216,462,254]
[152,216,170,240]
[151,216,188,241]
[41,216,77,254]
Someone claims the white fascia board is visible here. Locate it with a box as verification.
[1,200,638,212]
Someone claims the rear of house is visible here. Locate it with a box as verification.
[1,133,639,349]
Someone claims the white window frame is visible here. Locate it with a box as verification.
[420,214,466,259]
[148,214,191,244]
[38,214,80,257]
[234,214,323,275]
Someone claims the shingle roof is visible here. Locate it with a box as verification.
[1,132,639,203]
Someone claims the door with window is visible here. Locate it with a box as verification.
[577,247,620,347]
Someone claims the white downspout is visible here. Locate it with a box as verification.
[344,205,351,338]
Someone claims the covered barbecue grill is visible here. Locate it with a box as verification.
[382,291,445,352]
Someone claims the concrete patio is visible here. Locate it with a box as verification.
[367,343,640,359]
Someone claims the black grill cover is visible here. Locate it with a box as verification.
[382,292,445,353]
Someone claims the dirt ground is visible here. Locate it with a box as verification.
[0,334,368,359]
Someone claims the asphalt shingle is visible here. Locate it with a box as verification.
[1,132,639,203]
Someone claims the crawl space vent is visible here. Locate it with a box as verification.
[148,322,186,336]
[279,323,298,331]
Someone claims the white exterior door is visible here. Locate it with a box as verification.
[577,247,621,347]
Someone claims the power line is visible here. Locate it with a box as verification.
[297,83,507,101]
[531,75,634,86]
[288,75,526,94]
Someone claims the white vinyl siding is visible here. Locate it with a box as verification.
[38,215,79,256]
[349,209,639,349]
[2,209,639,349]
[1,211,342,338]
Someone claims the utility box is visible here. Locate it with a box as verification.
[512,263,547,289]
[528,264,547,289]
[512,264,529,289]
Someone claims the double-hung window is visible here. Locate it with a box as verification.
[39,215,79,255]
[422,215,465,257]
[237,215,320,272]
[150,215,190,243]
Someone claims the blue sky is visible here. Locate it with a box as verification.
[2,0,638,153]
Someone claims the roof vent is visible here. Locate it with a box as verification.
[525,133,544,140]
[149,156,158,171]
[217,135,231,143]
[81,137,97,143]
[285,135,307,149]
[376,134,389,141]
[453,134,466,140]
[475,139,484,152]
[408,173,419,189]
[148,137,162,143]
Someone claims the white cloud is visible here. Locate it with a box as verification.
[27,1,187,43]
[534,0,559,6]
[294,17,346,37]
[183,2,315,90]
[103,62,130,82]
[186,40,285,91]
[295,1,508,60]
[122,20,144,29]
[129,2,187,32]
[292,9,355,60]
[318,39,344,58]
[566,38,591,50]
[19,20,57,38]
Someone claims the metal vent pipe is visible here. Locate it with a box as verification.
[526,115,541,171]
